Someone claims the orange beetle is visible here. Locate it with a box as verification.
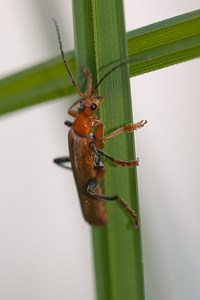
[53,19,147,229]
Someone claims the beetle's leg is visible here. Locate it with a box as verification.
[87,165,139,229]
[97,120,147,142]
[96,148,139,167]
[53,156,71,170]
[82,67,92,96]
[89,142,139,167]
[64,120,73,127]
[91,119,104,148]
[68,97,85,117]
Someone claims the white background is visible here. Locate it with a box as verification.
[0,0,200,299]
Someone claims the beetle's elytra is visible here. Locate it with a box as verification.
[53,19,147,229]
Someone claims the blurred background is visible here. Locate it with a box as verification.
[0,0,200,299]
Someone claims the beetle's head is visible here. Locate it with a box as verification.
[79,95,104,116]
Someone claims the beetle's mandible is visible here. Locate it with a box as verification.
[53,19,147,229]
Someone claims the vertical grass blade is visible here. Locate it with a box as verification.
[73,1,145,299]
[92,1,145,299]
[72,1,111,299]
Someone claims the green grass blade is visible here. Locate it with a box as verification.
[92,1,144,299]
[128,9,200,76]
[0,9,200,115]
[73,1,145,299]
[72,2,112,299]
[0,52,76,115]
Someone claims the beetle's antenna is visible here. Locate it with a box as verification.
[90,59,146,96]
[52,18,85,97]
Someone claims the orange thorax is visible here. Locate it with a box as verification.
[73,113,93,137]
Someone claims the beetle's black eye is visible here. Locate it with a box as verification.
[90,103,97,110]
[80,98,85,103]
[80,104,86,111]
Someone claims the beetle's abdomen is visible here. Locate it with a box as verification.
[68,128,107,226]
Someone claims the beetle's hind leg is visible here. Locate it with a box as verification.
[53,156,72,170]
[87,165,139,229]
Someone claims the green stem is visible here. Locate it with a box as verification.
[92,1,144,299]
[73,1,145,299]
[1,9,200,115]
[72,2,111,299]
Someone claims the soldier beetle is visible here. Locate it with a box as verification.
[53,19,147,229]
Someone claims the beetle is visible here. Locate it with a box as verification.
[53,19,147,229]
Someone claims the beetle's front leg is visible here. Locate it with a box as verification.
[98,120,147,141]
[91,118,104,149]
[68,97,84,118]
[81,67,92,96]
